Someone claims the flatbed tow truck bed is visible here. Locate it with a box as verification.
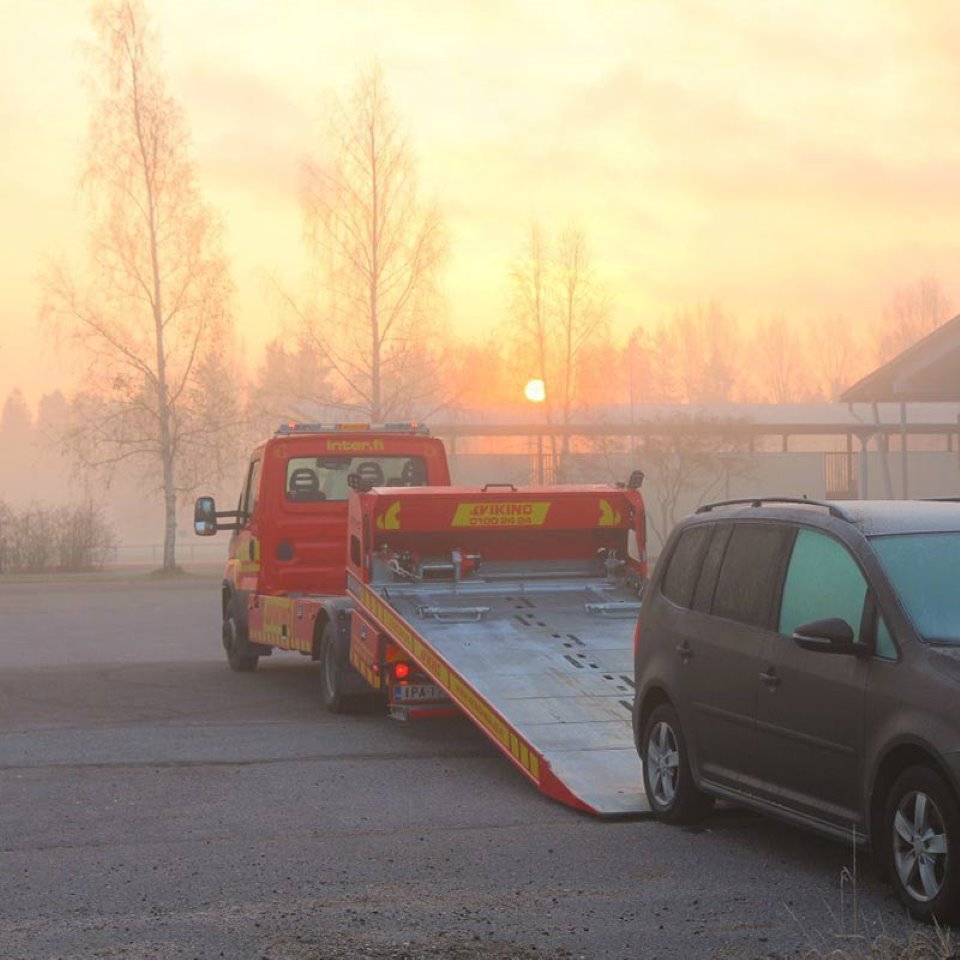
[346,485,651,816]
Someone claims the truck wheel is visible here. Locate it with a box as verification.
[319,623,383,714]
[223,603,259,673]
[319,623,348,713]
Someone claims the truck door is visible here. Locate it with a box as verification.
[229,457,262,596]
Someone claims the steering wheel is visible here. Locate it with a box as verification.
[355,461,385,486]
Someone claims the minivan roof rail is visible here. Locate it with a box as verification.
[696,497,855,521]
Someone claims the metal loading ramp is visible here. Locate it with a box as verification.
[367,578,649,816]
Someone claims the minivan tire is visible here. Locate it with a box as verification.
[641,703,713,824]
[883,765,960,924]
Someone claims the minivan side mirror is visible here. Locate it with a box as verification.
[194,496,218,536]
[792,617,862,656]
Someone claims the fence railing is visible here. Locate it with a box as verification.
[110,540,226,567]
[824,451,859,499]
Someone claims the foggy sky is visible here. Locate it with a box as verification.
[3,0,960,407]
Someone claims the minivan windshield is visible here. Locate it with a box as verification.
[871,532,960,644]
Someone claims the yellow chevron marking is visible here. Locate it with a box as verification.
[376,501,402,530]
[598,498,621,527]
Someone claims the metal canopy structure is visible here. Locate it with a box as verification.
[840,313,960,497]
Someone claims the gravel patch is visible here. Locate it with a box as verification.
[272,932,577,960]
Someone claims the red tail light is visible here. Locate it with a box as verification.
[633,620,641,656]
[393,661,411,680]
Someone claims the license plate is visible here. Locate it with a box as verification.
[393,683,445,702]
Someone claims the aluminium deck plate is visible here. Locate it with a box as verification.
[378,579,649,816]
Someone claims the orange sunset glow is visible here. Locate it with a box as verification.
[4,1,960,406]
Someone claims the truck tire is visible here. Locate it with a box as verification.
[223,601,259,673]
[319,622,348,712]
[319,621,383,714]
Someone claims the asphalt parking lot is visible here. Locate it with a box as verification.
[0,577,916,959]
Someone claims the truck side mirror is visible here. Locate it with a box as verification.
[194,496,218,536]
[627,470,644,489]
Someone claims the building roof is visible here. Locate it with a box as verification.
[840,313,960,402]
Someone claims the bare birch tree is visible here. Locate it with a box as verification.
[509,222,557,469]
[300,65,447,420]
[806,313,866,400]
[41,0,232,571]
[633,303,739,405]
[640,413,756,552]
[752,314,804,403]
[879,276,951,363]
[555,226,609,472]
[511,223,552,394]
[507,222,609,480]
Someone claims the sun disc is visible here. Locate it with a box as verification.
[524,379,546,403]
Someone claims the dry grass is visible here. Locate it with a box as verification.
[791,831,958,960]
[802,925,955,959]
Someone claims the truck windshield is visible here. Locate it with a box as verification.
[870,532,960,644]
[285,455,427,502]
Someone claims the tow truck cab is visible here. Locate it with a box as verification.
[193,422,451,673]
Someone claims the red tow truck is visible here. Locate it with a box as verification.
[196,422,649,814]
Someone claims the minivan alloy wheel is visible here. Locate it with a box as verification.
[892,790,948,903]
[639,702,713,824]
[634,701,713,823]
[647,721,680,807]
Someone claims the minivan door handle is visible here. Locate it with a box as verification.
[759,668,780,688]
[675,642,693,663]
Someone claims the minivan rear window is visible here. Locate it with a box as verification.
[660,525,713,609]
[711,524,793,629]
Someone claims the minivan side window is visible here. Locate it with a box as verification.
[711,523,793,628]
[693,523,733,613]
[779,529,867,642]
[660,525,713,609]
